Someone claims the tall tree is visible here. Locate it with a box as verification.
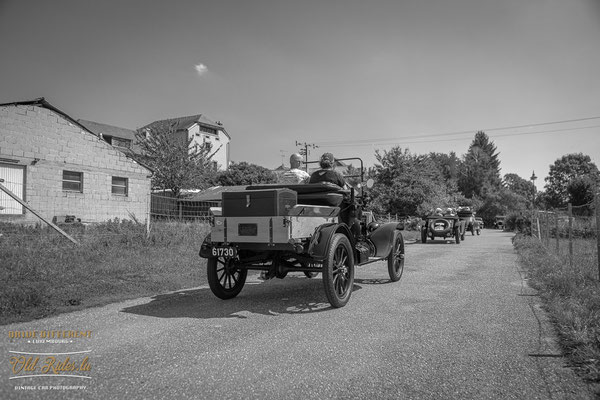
[135,123,215,197]
[503,173,535,202]
[544,153,599,209]
[458,131,502,198]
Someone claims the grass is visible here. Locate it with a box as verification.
[0,219,419,325]
[0,220,210,325]
[512,234,600,384]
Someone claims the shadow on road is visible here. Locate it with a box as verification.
[121,275,363,320]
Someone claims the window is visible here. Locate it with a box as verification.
[0,163,25,215]
[111,176,128,196]
[199,125,217,135]
[62,171,83,192]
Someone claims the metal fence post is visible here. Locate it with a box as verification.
[595,192,600,280]
[555,211,559,255]
[568,203,573,268]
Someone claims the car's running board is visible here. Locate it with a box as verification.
[356,256,387,266]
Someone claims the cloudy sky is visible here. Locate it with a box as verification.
[1,0,599,190]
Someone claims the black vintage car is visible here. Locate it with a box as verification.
[421,208,464,244]
[199,158,405,308]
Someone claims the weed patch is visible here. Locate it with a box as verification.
[513,234,600,384]
[0,220,210,324]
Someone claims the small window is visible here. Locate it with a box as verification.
[112,176,128,196]
[63,171,83,192]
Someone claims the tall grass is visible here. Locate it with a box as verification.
[513,234,600,383]
[0,220,210,324]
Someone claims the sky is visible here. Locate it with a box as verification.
[1,0,599,191]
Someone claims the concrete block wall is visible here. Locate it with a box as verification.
[0,104,151,224]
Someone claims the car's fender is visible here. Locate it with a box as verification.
[308,223,354,260]
[369,222,403,257]
[198,233,213,259]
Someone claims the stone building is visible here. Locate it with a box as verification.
[0,98,152,224]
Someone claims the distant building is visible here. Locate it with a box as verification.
[78,119,140,154]
[139,115,231,171]
[0,98,152,224]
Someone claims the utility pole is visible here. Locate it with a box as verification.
[295,141,318,172]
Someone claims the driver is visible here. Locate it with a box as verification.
[308,152,348,189]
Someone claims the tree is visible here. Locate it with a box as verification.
[135,123,215,197]
[567,176,596,215]
[544,153,599,209]
[369,147,456,216]
[503,173,535,210]
[215,162,277,186]
[458,131,502,198]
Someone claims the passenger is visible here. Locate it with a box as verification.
[280,153,310,184]
[434,208,443,216]
[308,152,348,189]
[444,207,455,216]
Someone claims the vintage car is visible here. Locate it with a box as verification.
[475,217,484,233]
[494,215,506,230]
[421,209,464,244]
[457,206,477,236]
[199,158,405,308]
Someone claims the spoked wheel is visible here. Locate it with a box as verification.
[207,257,247,299]
[322,234,354,308]
[477,228,481,235]
[387,232,405,282]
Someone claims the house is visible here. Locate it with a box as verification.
[0,98,152,224]
[139,114,231,171]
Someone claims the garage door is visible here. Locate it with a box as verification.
[0,163,25,214]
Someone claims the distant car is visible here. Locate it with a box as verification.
[494,215,506,230]
[475,217,484,232]
[421,209,464,244]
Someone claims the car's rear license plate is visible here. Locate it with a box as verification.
[238,223,258,236]
[211,246,237,257]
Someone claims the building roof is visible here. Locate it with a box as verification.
[78,119,137,142]
[140,114,231,140]
[0,97,152,173]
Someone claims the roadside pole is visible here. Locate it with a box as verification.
[568,203,573,268]
[595,192,600,280]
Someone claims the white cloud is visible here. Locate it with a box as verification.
[195,63,208,76]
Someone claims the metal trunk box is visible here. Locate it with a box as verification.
[222,189,297,217]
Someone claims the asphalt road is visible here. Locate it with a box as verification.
[2,230,597,399]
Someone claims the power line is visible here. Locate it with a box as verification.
[316,124,600,148]
[314,116,600,146]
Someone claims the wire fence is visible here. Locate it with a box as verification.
[530,194,600,281]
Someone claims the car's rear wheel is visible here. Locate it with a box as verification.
[322,234,354,308]
[421,227,427,243]
[207,257,247,299]
[388,232,405,282]
[454,228,461,244]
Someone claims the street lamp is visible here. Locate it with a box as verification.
[530,171,537,210]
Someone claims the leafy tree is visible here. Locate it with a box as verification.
[215,161,277,186]
[503,173,535,208]
[458,131,502,198]
[428,151,460,186]
[567,176,596,215]
[544,153,600,209]
[369,147,456,216]
[134,123,215,197]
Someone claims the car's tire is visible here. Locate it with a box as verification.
[304,271,319,278]
[322,233,354,308]
[455,228,461,244]
[387,232,405,282]
[461,231,465,240]
[207,257,247,300]
[477,228,481,235]
[421,227,427,243]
